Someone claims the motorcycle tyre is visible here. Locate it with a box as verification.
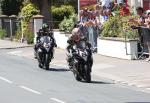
[44,54,51,70]
[74,72,82,81]
[38,63,43,68]
[85,65,91,83]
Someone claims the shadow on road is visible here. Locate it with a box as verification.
[126,102,150,103]
[47,68,70,72]
[90,81,114,84]
[81,80,114,84]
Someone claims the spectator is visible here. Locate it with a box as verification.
[101,0,112,9]
[84,20,96,49]
[145,12,150,29]
[110,0,118,12]
[142,22,150,61]
[95,4,102,11]
[80,8,89,23]
[144,12,150,61]
[89,9,96,20]
[129,7,145,26]
[119,3,130,16]
[129,7,150,61]
[95,4,103,24]
[100,8,109,24]
[106,9,112,17]
[117,0,125,4]
[95,8,103,34]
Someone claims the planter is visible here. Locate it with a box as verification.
[97,37,138,60]
[53,30,70,49]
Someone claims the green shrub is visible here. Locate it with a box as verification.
[101,15,138,39]
[101,16,121,37]
[52,5,75,21]
[51,5,75,28]
[16,3,39,43]
[20,3,39,33]
[26,29,34,44]
[21,3,39,22]
[0,28,7,39]
[59,14,77,33]
[15,26,22,40]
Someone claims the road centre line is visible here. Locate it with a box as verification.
[19,86,41,95]
[0,76,13,84]
[50,98,66,103]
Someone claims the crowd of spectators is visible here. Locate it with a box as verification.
[74,0,150,55]
[76,0,131,51]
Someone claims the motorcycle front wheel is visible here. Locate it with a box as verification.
[44,54,51,70]
[73,65,82,81]
[84,65,91,83]
[74,72,82,81]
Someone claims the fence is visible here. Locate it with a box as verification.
[0,15,34,39]
[0,15,61,38]
[0,15,17,37]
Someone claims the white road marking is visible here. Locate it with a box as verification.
[8,50,22,54]
[7,51,23,56]
[19,86,41,95]
[50,98,66,103]
[0,76,13,84]
[146,88,150,90]
[52,64,68,68]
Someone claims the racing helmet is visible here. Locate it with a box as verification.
[42,23,49,31]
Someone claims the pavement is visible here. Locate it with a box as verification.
[0,39,150,93]
[0,39,32,49]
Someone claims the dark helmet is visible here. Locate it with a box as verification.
[42,23,49,30]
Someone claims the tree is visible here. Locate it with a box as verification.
[1,0,23,16]
[0,0,2,14]
[29,0,51,23]
[51,0,77,12]
[23,0,77,26]
[51,0,76,5]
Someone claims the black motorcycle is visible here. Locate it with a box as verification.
[68,41,93,83]
[36,35,54,70]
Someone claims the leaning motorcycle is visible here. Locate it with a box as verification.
[36,35,54,70]
[68,41,93,83]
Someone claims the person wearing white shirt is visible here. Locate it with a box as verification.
[101,0,112,8]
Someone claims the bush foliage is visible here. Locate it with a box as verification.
[51,5,75,28]
[0,28,6,39]
[101,15,138,39]
[19,3,39,44]
[59,14,77,33]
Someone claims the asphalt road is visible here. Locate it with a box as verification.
[0,48,150,103]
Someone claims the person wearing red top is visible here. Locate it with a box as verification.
[119,3,130,16]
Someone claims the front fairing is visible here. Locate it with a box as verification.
[39,36,53,53]
[73,42,89,63]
